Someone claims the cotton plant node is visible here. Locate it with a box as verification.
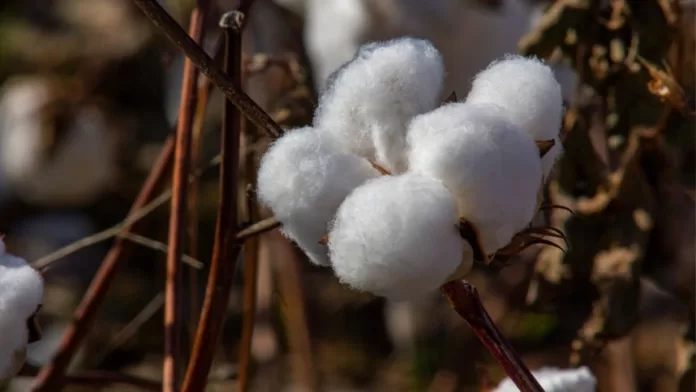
[0,238,44,381]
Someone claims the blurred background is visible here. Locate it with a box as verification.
[0,0,693,391]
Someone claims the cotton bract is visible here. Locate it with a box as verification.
[314,37,445,173]
[328,173,470,300]
[257,127,379,266]
[466,55,564,179]
[0,239,44,380]
[408,102,542,254]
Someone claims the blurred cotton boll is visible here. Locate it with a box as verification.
[466,55,565,180]
[0,75,118,207]
[408,102,543,255]
[302,0,548,94]
[314,37,444,173]
[494,366,597,392]
[0,238,44,380]
[328,173,470,300]
[256,127,379,266]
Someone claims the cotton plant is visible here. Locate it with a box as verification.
[258,36,565,300]
[0,238,44,382]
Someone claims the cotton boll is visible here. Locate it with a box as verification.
[466,55,564,179]
[0,75,118,207]
[314,37,445,173]
[494,366,596,392]
[408,102,542,254]
[328,173,470,300]
[257,127,379,266]
[0,239,44,379]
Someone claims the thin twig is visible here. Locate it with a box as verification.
[93,293,166,367]
[181,11,246,392]
[440,280,543,392]
[163,2,212,388]
[31,192,275,273]
[30,136,176,392]
[238,217,280,239]
[132,0,283,139]
[119,233,203,268]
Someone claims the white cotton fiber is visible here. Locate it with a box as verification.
[466,55,564,179]
[408,102,542,254]
[494,366,596,392]
[328,173,469,300]
[0,239,44,379]
[257,126,379,266]
[314,37,445,173]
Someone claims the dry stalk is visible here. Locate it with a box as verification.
[163,1,213,389]
[237,3,260,385]
[440,280,543,392]
[181,9,246,392]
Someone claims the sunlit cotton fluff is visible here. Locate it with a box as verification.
[466,55,564,179]
[0,239,44,379]
[408,102,542,254]
[257,126,379,266]
[494,366,596,392]
[328,173,469,300]
[314,37,445,173]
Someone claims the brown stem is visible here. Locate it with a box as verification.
[181,11,245,392]
[440,280,544,392]
[30,136,175,392]
[237,5,258,385]
[273,237,319,391]
[132,0,283,139]
[238,185,260,392]
[186,49,214,352]
[163,1,212,390]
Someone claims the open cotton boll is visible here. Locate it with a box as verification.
[494,366,596,392]
[0,239,44,379]
[314,37,445,173]
[257,127,379,266]
[466,55,564,179]
[408,102,542,254]
[328,173,469,300]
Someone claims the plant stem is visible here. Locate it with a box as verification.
[440,280,544,392]
[163,1,212,389]
[181,10,245,392]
